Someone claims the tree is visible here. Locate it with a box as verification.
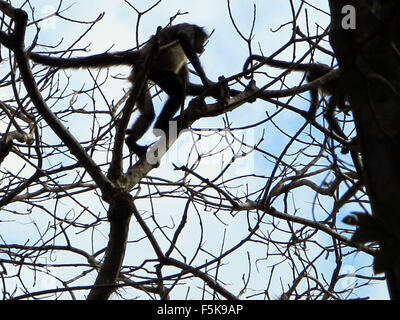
[0,0,393,300]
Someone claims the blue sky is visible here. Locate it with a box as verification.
[0,0,389,299]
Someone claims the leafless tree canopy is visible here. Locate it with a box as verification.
[0,0,392,300]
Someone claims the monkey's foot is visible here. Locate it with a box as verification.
[125,136,148,158]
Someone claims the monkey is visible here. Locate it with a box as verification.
[0,138,13,165]
[242,55,349,140]
[29,23,217,157]
[125,23,215,156]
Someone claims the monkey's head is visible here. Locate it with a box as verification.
[194,26,209,53]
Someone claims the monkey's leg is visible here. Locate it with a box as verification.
[126,87,155,157]
[324,95,347,139]
[153,73,186,134]
[307,88,320,119]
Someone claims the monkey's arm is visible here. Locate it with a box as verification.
[177,30,212,87]
[243,55,332,76]
[28,51,140,69]
[187,82,240,98]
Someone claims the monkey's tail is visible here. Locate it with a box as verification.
[28,51,140,69]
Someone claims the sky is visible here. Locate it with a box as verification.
[0,0,390,299]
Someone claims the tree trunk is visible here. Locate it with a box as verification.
[329,0,400,299]
[87,193,134,300]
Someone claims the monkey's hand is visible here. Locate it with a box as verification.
[199,77,214,90]
[187,78,230,102]
[206,76,230,103]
